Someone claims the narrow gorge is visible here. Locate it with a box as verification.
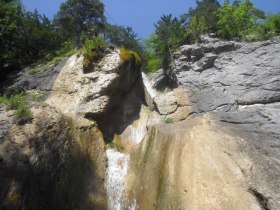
[1,36,280,210]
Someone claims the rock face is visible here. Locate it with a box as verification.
[127,116,272,210]
[0,46,144,209]
[0,104,107,210]
[175,38,280,162]
[128,36,280,209]
[1,37,280,210]
[46,47,144,140]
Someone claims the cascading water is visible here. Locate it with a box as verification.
[106,149,130,210]
[106,73,157,210]
[141,72,157,99]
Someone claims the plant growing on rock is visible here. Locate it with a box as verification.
[82,36,107,71]
[164,117,173,124]
[120,47,141,66]
[0,94,32,124]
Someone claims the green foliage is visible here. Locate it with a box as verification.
[54,0,105,48]
[83,36,107,55]
[26,90,46,102]
[28,47,75,75]
[82,36,107,70]
[147,14,187,74]
[15,106,32,121]
[120,47,141,66]
[0,1,67,79]
[0,94,32,122]
[188,16,209,43]
[217,0,265,39]
[105,24,142,53]
[164,117,173,124]
[105,24,146,70]
[146,57,162,73]
[268,13,280,33]
[187,0,221,32]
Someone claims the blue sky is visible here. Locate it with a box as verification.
[22,0,280,39]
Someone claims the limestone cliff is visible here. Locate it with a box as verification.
[0,47,144,210]
[125,35,280,210]
[0,37,280,210]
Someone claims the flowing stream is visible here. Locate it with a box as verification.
[106,73,157,210]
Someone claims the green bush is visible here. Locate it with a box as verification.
[146,57,162,73]
[0,94,32,123]
[83,36,107,55]
[15,106,32,121]
[82,36,107,70]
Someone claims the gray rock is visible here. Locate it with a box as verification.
[191,53,218,72]
[191,45,204,61]
[174,39,280,209]
[150,69,169,90]
[212,41,236,54]
[200,34,220,43]
[180,45,193,57]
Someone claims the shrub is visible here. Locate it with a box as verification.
[15,106,32,122]
[82,36,107,70]
[0,94,32,123]
[120,47,141,66]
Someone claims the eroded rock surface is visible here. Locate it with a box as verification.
[127,115,280,210]
[0,104,107,210]
[129,36,280,210]
[174,38,280,160]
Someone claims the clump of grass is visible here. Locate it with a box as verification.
[164,117,173,124]
[0,94,32,124]
[82,36,107,71]
[26,90,46,102]
[120,47,141,66]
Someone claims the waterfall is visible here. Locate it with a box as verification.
[106,74,156,209]
[106,107,149,210]
[142,72,157,99]
[106,149,130,210]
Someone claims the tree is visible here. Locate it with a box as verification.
[0,0,24,70]
[217,0,265,39]
[153,14,187,72]
[105,24,142,53]
[187,15,209,43]
[0,0,66,80]
[54,0,105,48]
[187,0,220,32]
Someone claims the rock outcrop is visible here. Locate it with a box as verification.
[127,115,273,210]
[0,46,144,209]
[127,36,280,210]
[1,36,280,210]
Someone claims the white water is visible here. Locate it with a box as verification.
[142,72,157,99]
[106,76,155,209]
[106,149,130,210]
